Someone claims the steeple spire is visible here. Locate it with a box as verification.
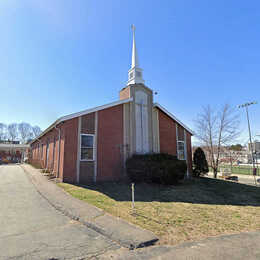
[131,25,139,68]
[127,25,144,85]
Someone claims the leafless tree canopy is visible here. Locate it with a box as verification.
[194,104,240,177]
[18,122,32,143]
[7,123,18,141]
[32,126,42,138]
[0,122,42,143]
[0,123,6,140]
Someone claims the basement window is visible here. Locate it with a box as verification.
[177,141,186,160]
[81,134,95,161]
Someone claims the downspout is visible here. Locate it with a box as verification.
[54,125,61,181]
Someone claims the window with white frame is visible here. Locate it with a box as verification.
[177,141,186,160]
[81,134,94,161]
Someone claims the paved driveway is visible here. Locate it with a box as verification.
[0,165,119,260]
[207,172,260,186]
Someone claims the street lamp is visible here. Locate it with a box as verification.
[238,101,258,185]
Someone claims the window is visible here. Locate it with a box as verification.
[80,134,95,161]
[136,71,142,77]
[177,141,186,160]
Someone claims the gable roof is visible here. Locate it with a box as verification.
[30,98,133,144]
[154,103,194,135]
[31,98,193,145]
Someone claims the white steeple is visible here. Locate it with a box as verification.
[127,25,145,85]
[131,25,139,68]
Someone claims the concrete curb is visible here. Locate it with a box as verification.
[99,231,260,259]
[20,164,158,249]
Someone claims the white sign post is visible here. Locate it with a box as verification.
[131,183,135,212]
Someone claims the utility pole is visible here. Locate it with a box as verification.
[238,101,257,185]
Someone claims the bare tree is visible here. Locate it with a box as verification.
[7,123,18,141]
[0,123,7,141]
[32,125,42,138]
[195,104,240,178]
[18,122,32,143]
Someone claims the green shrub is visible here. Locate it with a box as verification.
[125,153,186,185]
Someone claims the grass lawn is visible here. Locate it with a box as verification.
[58,178,260,245]
[214,165,260,176]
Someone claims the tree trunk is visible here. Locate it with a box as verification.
[213,169,218,178]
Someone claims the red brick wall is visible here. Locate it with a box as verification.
[58,128,65,180]
[81,113,95,134]
[30,128,60,174]
[158,110,177,155]
[97,104,124,181]
[62,118,78,183]
[177,125,184,141]
[119,86,131,100]
[31,141,43,168]
[158,109,193,174]
[53,137,59,174]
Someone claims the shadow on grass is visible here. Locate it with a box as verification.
[77,177,260,207]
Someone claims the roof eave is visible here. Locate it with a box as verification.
[30,98,133,145]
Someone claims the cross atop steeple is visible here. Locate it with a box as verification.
[127,25,145,85]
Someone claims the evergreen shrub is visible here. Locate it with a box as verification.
[192,147,209,177]
[125,153,187,184]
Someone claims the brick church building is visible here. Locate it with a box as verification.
[30,27,193,184]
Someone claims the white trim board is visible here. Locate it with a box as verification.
[76,116,82,184]
[154,103,194,135]
[94,111,98,183]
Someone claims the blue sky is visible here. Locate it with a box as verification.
[0,0,259,145]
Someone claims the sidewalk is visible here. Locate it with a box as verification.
[20,164,158,249]
[99,231,260,260]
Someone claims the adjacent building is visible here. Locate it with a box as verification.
[29,27,193,184]
[0,142,29,163]
[248,141,260,153]
[248,141,260,164]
